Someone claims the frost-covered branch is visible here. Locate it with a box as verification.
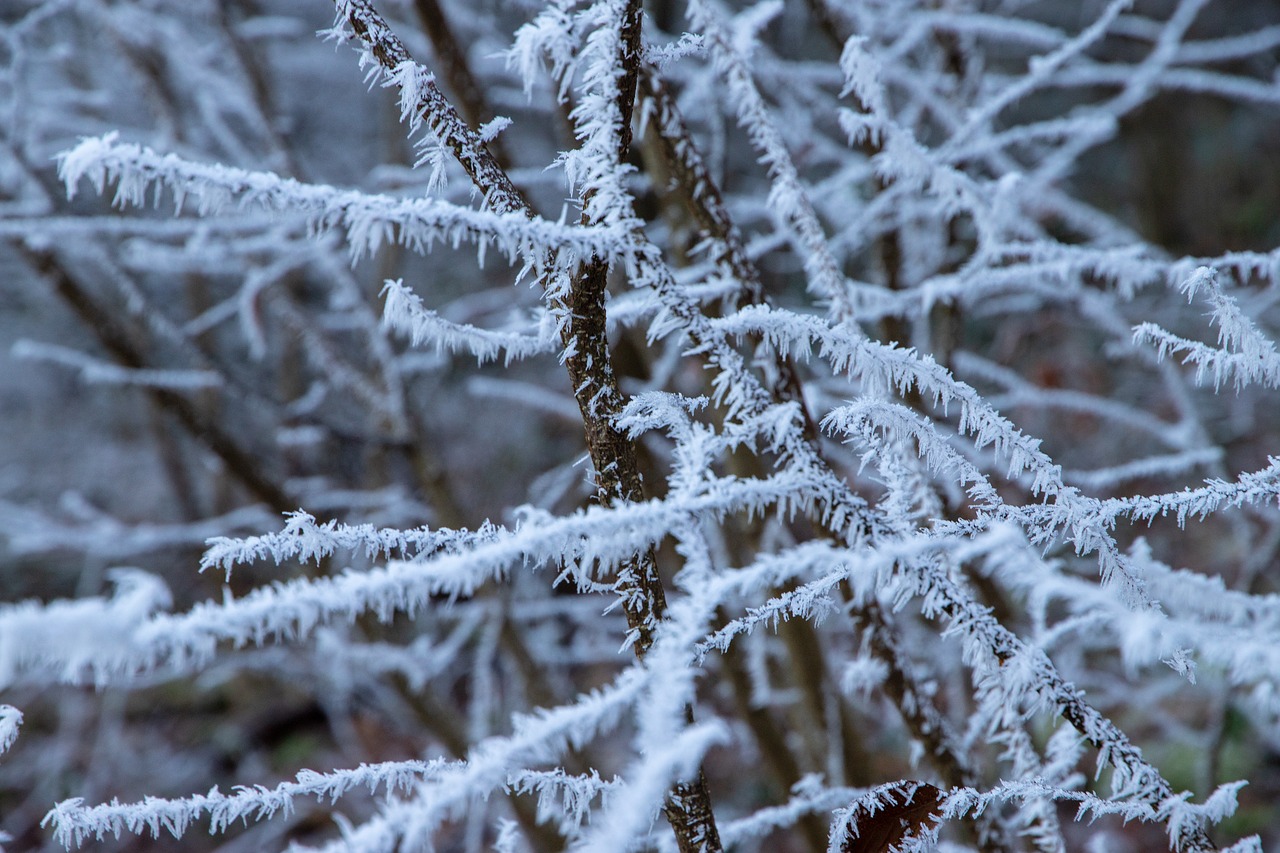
[43,759,456,846]
[1135,267,1280,391]
[58,133,618,266]
[12,339,223,390]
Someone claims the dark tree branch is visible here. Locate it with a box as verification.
[337,3,723,849]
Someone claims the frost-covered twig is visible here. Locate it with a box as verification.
[0,706,21,756]
[12,339,223,390]
[43,759,456,846]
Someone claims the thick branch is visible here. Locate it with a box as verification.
[338,3,722,850]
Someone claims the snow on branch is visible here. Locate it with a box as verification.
[292,670,647,853]
[380,279,558,365]
[0,570,172,689]
[0,706,21,756]
[790,523,1220,849]
[696,523,1025,662]
[331,0,529,217]
[506,768,622,836]
[577,723,730,851]
[57,133,618,267]
[993,538,1280,722]
[687,0,854,314]
[12,0,1280,850]
[717,305,1063,493]
[716,775,860,848]
[944,776,1256,852]
[838,396,1172,605]
[530,522,732,852]
[43,759,456,847]
[0,501,272,561]
[1100,456,1280,526]
[827,781,944,853]
[12,473,822,687]
[200,511,501,578]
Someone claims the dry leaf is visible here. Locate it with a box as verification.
[839,781,944,853]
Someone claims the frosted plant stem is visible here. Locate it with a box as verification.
[340,0,526,216]
[337,2,723,850]
[639,17,1215,845]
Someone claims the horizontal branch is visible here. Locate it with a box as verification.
[5,472,826,687]
[58,133,625,267]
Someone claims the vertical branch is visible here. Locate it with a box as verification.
[337,3,723,849]
[560,2,722,848]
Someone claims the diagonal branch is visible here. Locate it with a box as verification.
[339,0,525,216]
[639,56,1017,853]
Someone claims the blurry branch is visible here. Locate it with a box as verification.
[215,0,302,175]
[381,654,568,853]
[803,0,852,49]
[716,621,830,852]
[21,8,573,842]
[20,244,568,849]
[21,248,295,514]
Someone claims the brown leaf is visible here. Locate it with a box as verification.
[838,781,945,853]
